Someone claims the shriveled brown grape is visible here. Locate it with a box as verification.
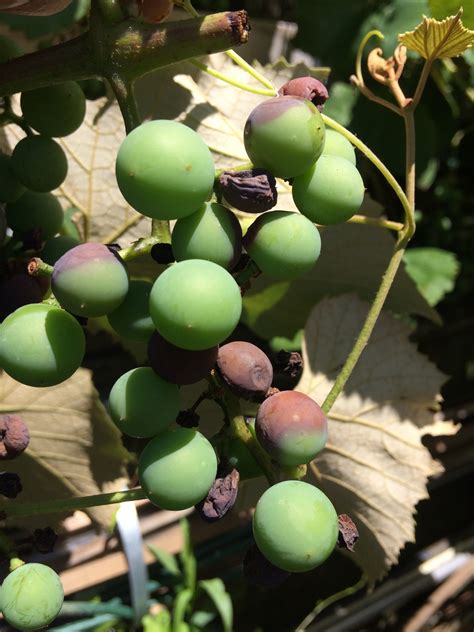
[216,341,273,401]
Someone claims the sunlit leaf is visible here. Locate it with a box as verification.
[399,10,474,59]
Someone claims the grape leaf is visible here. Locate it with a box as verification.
[429,1,474,29]
[296,294,457,581]
[0,368,128,529]
[404,247,460,305]
[399,10,474,59]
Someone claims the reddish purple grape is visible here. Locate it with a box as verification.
[147,330,218,385]
[278,77,329,111]
[216,341,273,401]
[255,390,327,466]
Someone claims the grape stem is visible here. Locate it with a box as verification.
[27,257,53,277]
[0,488,147,519]
[189,58,276,97]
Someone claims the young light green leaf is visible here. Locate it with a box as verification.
[296,294,458,581]
[142,610,171,632]
[179,518,197,593]
[198,579,233,632]
[171,588,193,632]
[399,10,474,59]
[0,368,128,530]
[404,247,460,305]
[148,545,181,577]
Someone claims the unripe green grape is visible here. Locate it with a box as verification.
[1,563,64,630]
[0,152,25,203]
[172,201,242,270]
[244,96,325,179]
[115,120,215,220]
[6,190,63,241]
[149,259,242,351]
[292,154,365,225]
[20,81,86,137]
[11,135,68,192]
[323,129,356,165]
[107,279,154,342]
[253,481,338,572]
[108,367,180,438]
[0,303,85,387]
[243,210,321,280]
[41,234,80,265]
[138,428,218,510]
[52,243,129,317]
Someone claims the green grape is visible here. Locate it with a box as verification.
[20,81,86,137]
[52,243,129,317]
[172,201,242,270]
[6,190,63,241]
[0,152,25,203]
[323,128,356,165]
[292,154,365,225]
[149,259,242,351]
[108,367,180,438]
[115,120,215,220]
[1,563,64,630]
[138,428,218,510]
[41,234,80,265]
[243,210,321,280]
[244,96,325,178]
[252,481,338,572]
[0,303,85,387]
[78,77,107,100]
[107,279,154,342]
[11,135,68,192]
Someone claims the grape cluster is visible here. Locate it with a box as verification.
[0,74,360,597]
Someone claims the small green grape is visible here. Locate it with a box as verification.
[138,428,218,510]
[20,81,86,137]
[292,154,365,225]
[1,563,64,630]
[52,243,129,317]
[243,210,321,280]
[107,279,154,342]
[149,259,242,351]
[11,135,68,192]
[0,303,86,387]
[108,367,180,438]
[244,96,325,178]
[41,234,80,265]
[323,128,356,164]
[6,190,63,241]
[0,152,25,203]
[115,120,215,220]
[253,481,338,572]
[172,201,242,270]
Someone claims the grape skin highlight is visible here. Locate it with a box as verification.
[253,481,338,572]
[138,428,218,510]
[149,259,242,351]
[1,562,64,630]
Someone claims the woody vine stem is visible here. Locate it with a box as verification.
[0,0,422,518]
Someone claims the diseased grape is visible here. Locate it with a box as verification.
[252,481,338,572]
[148,330,218,385]
[172,201,242,270]
[11,135,68,192]
[20,81,86,137]
[243,210,321,280]
[255,390,327,466]
[41,234,80,265]
[216,341,273,401]
[0,273,45,322]
[107,279,154,342]
[6,190,64,241]
[244,96,325,179]
[278,76,328,111]
[1,562,64,630]
[0,414,30,459]
[292,154,365,225]
[0,152,25,203]
[116,120,215,220]
[138,428,218,510]
[218,168,278,213]
[52,243,129,317]
[195,465,240,522]
[149,259,242,351]
[322,128,356,164]
[0,303,85,387]
[108,367,180,438]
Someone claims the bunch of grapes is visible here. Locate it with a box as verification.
[0,73,361,619]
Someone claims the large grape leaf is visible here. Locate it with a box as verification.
[0,368,129,529]
[296,294,457,581]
